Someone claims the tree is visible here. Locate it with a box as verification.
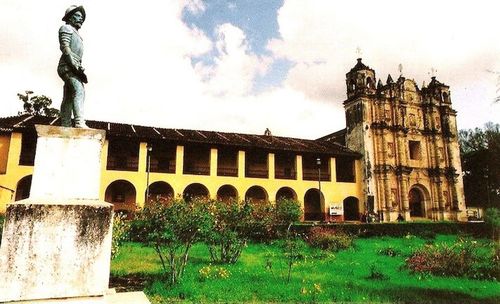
[134,197,213,285]
[17,90,60,117]
[459,123,500,208]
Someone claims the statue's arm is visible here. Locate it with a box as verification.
[59,25,80,71]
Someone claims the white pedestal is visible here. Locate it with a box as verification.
[0,126,114,303]
[30,125,105,201]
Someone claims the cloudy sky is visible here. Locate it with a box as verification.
[1,0,499,139]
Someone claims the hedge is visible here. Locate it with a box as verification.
[291,222,491,239]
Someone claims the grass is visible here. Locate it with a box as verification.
[111,235,500,303]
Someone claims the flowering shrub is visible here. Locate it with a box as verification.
[306,227,354,251]
[406,238,500,280]
[198,265,231,282]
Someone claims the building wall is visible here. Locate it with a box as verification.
[0,132,363,220]
[0,133,34,212]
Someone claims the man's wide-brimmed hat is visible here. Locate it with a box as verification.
[62,5,86,22]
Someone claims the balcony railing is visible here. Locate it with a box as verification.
[184,165,210,175]
[275,168,297,180]
[107,158,139,171]
[303,170,330,181]
[150,162,175,174]
[245,168,268,178]
[336,174,355,183]
[217,166,238,177]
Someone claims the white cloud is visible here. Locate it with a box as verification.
[1,0,498,141]
[184,0,206,15]
[194,23,271,97]
[268,0,500,129]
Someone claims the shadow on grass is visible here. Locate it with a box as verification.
[110,274,160,292]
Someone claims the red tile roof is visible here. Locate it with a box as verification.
[0,115,360,158]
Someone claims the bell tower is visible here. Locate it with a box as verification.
[343,58,378,218]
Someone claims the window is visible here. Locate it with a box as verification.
[336,157,355,183]
[275,152,296,180]
[183,145,210,175]
[106,138,140,171]
[409,141,421,160]
[19,132,37,166]
[217,148,238,177]
[245,149,268,178]
[149,142,176,173]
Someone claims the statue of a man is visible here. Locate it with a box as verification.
[58,5,88,128]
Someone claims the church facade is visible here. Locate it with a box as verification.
[322,59,466,221]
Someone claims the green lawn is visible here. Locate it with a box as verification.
[111,235,500,303]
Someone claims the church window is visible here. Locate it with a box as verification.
[366,77,373,89]
[409,141,421,160]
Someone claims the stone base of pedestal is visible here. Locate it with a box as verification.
[14,290,151,304]
[0,200,113,303]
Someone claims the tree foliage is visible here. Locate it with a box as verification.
[17,90,60,117]
[459,122,500,208]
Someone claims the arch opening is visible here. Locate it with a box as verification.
[146,181,174,205]
[15,175,32,201]
[105,180,137,218]
[343,196,360,221]
[304,189,324,221]
[245,186,268,204]
[217,185,238,203]
[276,187,297,201]
[183,183,209,202]
[409,187,425,217]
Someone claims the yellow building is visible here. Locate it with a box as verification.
[0,115,363,221]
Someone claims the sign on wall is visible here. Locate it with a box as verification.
[329,204,344,215]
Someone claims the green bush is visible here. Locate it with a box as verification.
[246,201,276,241]
[205,199,252,264]
[274,198,302,234]
[484,208,500,242]
[367,264,389,280]
[134,197,213,285]
[111,213,130,260]
[245,199,302,241]
[406,237,500,280]
[306,227,354,252]
[292,222,491,239]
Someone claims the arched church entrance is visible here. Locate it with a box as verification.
[409,187,425,217]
